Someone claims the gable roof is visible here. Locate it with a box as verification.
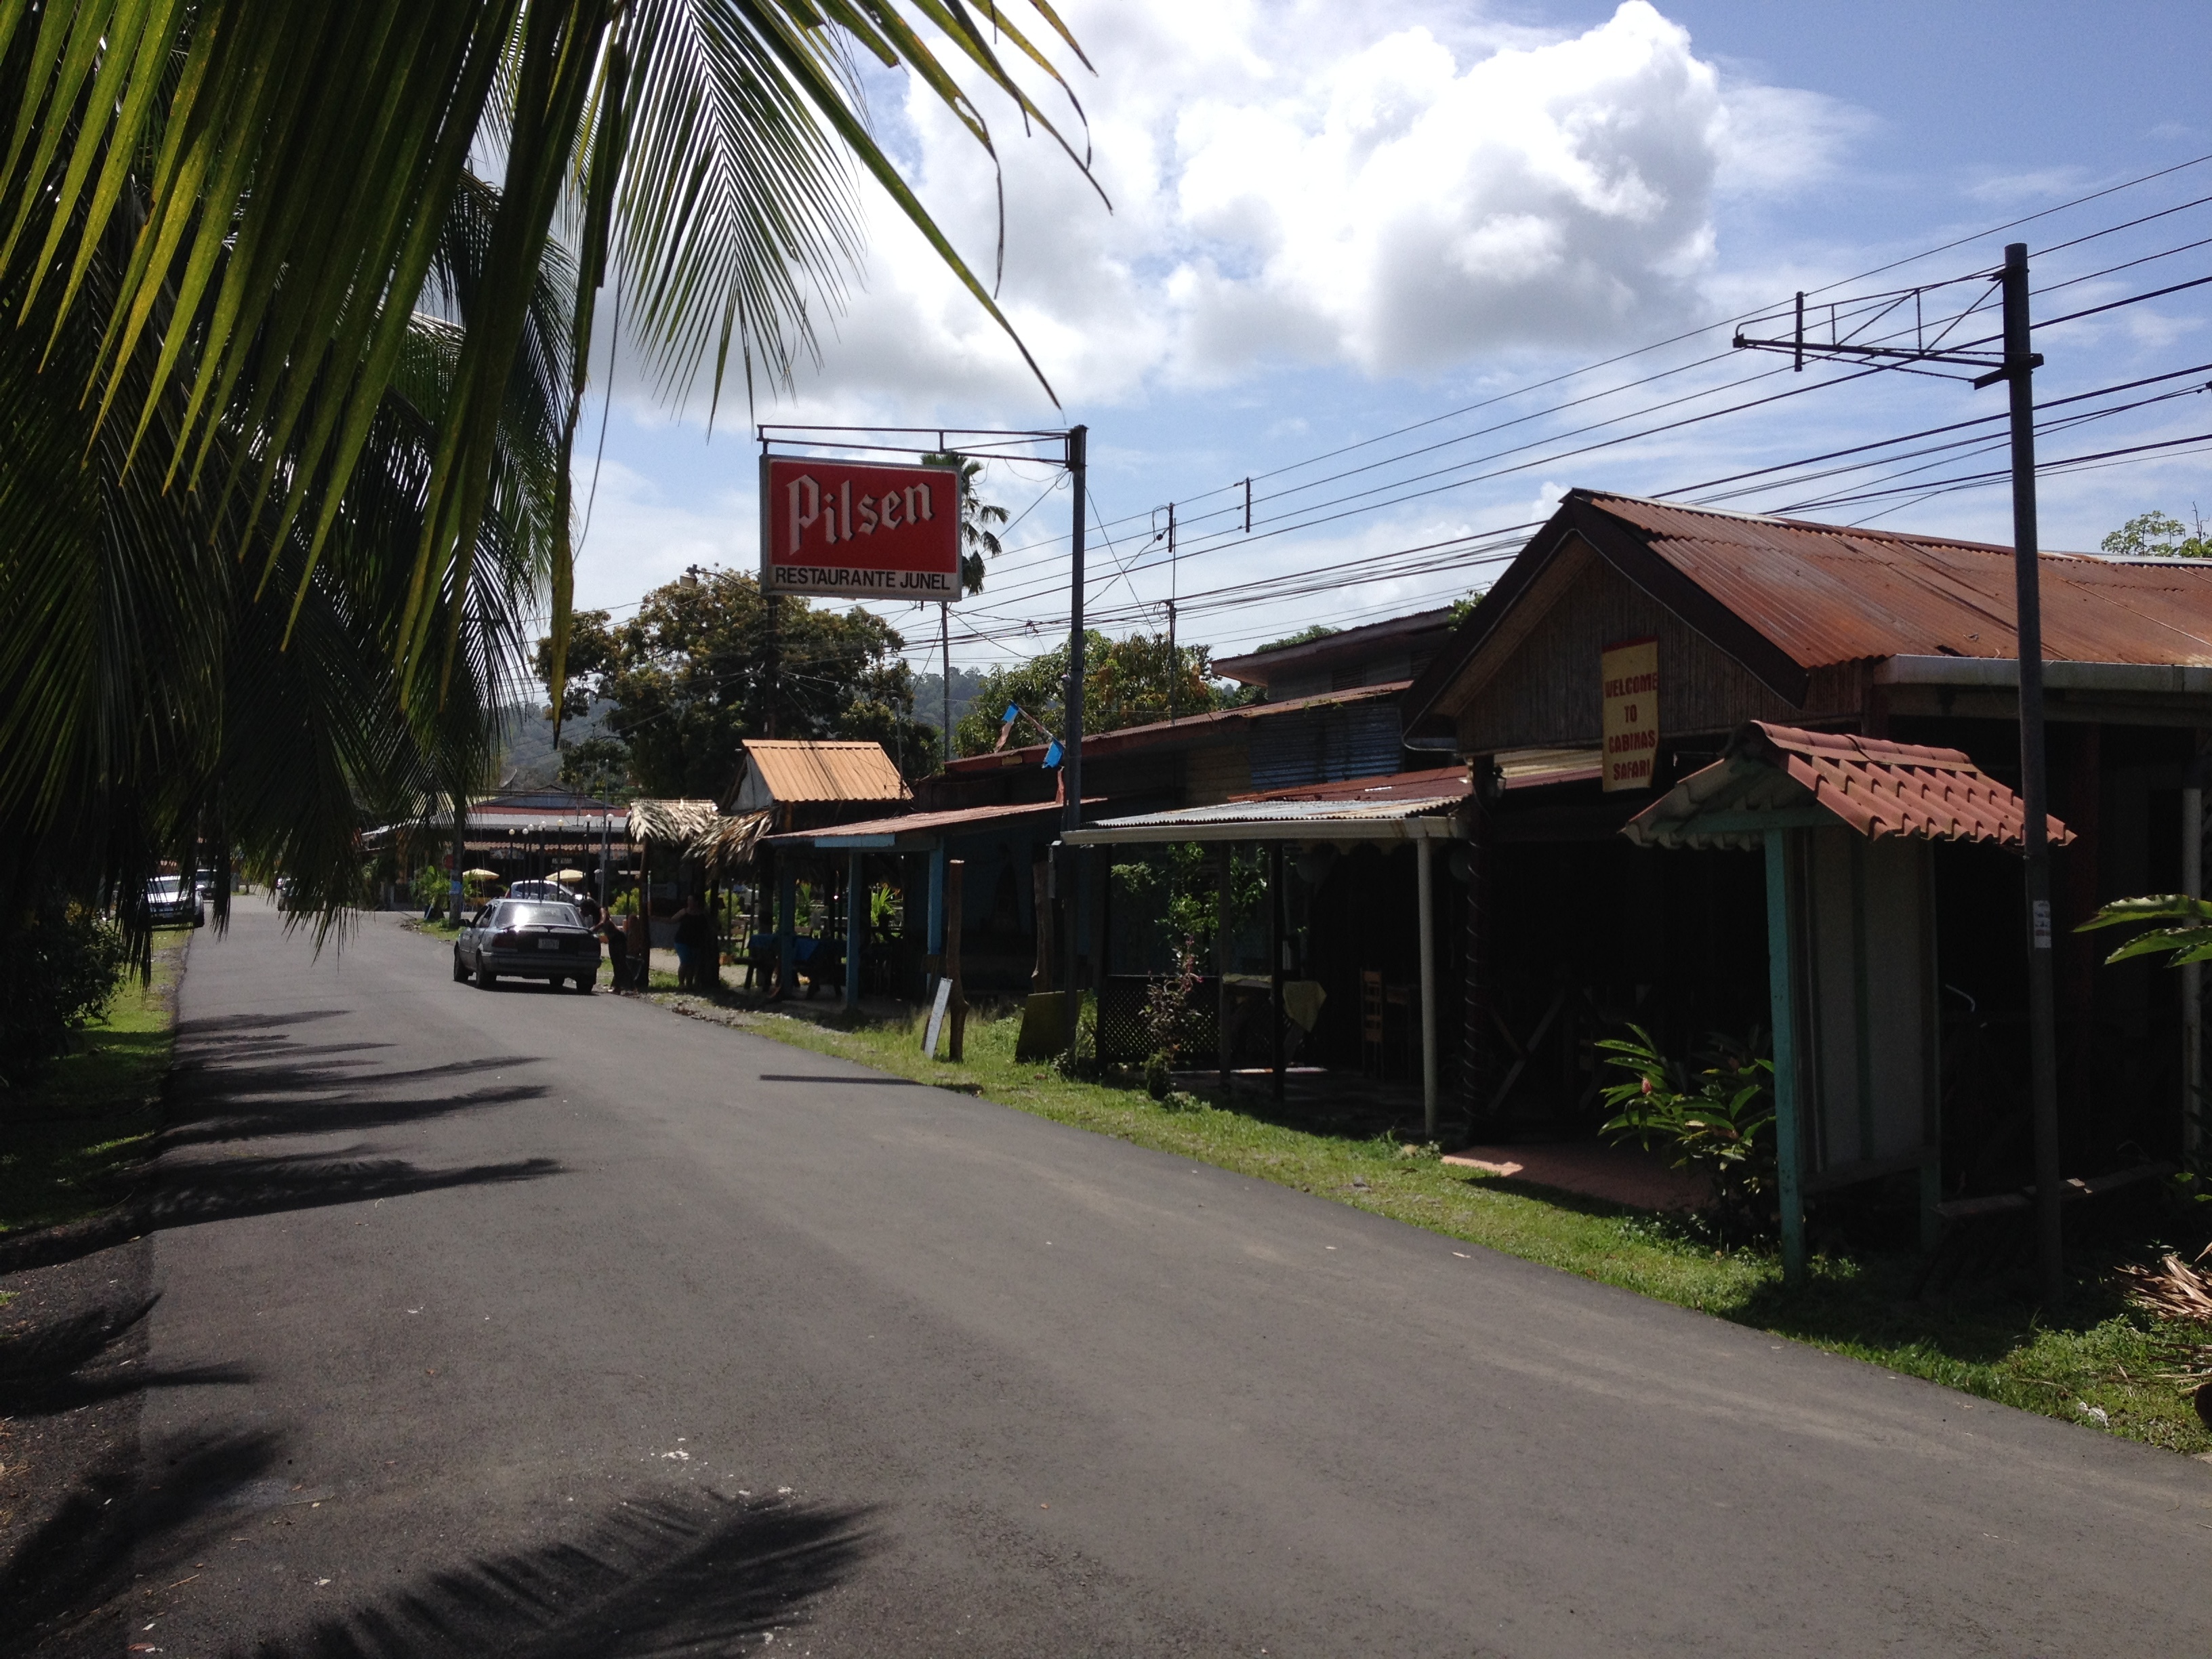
[1405,490,2212,732]
[735,739,911,806]
[1622,722,2072,852]
[1214,607,1458,687]
[942,682,1407,776]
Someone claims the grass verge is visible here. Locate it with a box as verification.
[651,986,2212,1458]
[0,926,188,1240]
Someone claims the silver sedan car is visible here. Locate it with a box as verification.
[453,899,600,991]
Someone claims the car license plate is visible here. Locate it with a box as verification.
[537,937,560,951]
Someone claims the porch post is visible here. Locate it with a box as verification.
[1417,832,1437,1136]
[1269,839,1286,1103]
[1764,827,1806,1284]
[927,844,947,968]
[777,856,797,998]
[2186,780,2203,1168]
[844,848,864,1011]
[1216,842,1233,1096]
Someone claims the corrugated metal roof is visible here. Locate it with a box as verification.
[1232,766,1470,804]
[740,740,912,803]
[1496,748,1603,790]
[1623,722,2074,851]
[770,797,1104,848]
[1593,493,2212,669]
[1066,796,1462,845]
[943,682,1408,775]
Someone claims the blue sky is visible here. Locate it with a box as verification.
[567,1,2212,682]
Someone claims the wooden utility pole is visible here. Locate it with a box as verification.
[1063,424,1088,1069]
[1998,242,2066,1305]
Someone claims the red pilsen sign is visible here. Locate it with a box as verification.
[760,456,962,600]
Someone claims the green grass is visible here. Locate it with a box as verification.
[0,926,188,1237]
[649,989,2212,1458]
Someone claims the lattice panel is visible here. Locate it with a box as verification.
[1098,975,1221,1067]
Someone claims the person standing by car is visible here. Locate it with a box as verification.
[596,906,626,994]
[623,906,650,991]
[672,894,714,993]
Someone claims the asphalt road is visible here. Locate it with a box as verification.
[122,903,2211,1656]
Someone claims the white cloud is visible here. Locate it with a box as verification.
[748,0,1859,413]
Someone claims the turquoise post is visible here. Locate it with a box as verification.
[1764,828,1807,1284]
[844,849,863,1011]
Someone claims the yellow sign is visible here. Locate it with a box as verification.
[1601,637,1658,792]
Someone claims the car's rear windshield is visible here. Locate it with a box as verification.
[498,903,581,928]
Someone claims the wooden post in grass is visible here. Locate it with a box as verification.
[1216,842,1233,1097]
[947,859,968,1062]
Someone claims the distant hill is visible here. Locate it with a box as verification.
[912,665,988,742]
[495,701,610,790]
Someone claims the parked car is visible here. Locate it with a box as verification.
[193,868,216,900]
[453,899,599,991]
[146,875,205,928]
[506,879,579,903]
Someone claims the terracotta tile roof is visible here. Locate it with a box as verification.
[739,739,911,803]
[1622,721,2074,851]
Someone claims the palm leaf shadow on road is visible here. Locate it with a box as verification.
[0,1292,251,1417]
[0,1426,290,1659]
[250,1493,876,1658]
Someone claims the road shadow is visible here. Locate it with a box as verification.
[0,1427,288,1659]
[249,1492,876,1658]
[175,1009,354,1040]
[161,1082,550,1150]
[0,1154,563,1273]
[0,1292,251,1417]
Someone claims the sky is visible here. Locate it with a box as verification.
[563,0,2212,687]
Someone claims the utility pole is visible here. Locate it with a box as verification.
[1063,424,1088,1069]
[1734,243,2062,1303]
[1997,243,2065,1306]
[1166,501,1178,722]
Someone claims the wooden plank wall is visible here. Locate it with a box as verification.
[1451,547,1845,754]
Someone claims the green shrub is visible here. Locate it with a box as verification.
[1598,1024,1774,1242]
[0,900,130,1089]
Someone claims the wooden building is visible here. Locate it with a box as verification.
[1400,490,2212,1242]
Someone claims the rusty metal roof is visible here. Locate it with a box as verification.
[1592,493,2212,668]
[1065,797,1464,846]
[1231,766,1469,804]
[738,740,911,804]
[1623,722,2073,851]
[1404,491,2212,735]
[769,797,1105,848]
[943,682,1408,776]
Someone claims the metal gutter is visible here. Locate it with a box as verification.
[1874,655,2212,695]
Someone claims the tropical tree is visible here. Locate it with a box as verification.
[537,569,937,796]
[922,449,1010,595]
[950,631,1228,758]
[2103,511,2212,559]
[1,167,569,952]
[0,4,1097,929]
